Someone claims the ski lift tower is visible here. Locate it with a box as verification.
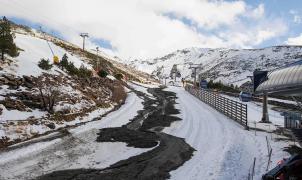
[189,64,202,87]
[80,33,89,51]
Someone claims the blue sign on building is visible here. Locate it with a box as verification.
[200,80,208,89]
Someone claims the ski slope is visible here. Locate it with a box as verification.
[164,87,290,180]
[2,33,91,77]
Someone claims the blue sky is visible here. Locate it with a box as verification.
[1,0,302,58]
[246,0,302,47]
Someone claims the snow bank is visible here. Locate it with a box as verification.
[0,91,147,180]
[0,104,46,121]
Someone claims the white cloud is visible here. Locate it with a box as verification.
[286,34,302,45]
[218,18,287,48]
[294,15,302,24]
[144,0,246,29]
[249,4,265,19]
[289,9,302,24]
[0,0,288,59]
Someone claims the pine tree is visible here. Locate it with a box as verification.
[98,69,108,78]
[60,53,68,70]
[0,16,18,61]
[38,58,53,70]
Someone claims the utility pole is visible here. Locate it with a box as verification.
[189,64,202,87]
[80,33,89,51]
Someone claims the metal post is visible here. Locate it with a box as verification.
[251,157,256,180]
[194,68,197,87]
[261,92,270,123]
[246,105,248,129]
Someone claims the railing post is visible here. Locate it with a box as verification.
[240,104,243,125]
[245,104,249,130]
[223,98,226,115]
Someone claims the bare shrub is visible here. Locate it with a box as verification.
[35,75,60,114]
[110,83,127,104]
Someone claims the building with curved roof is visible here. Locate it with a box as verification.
[255,60,302,96]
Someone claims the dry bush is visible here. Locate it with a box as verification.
[110,83,127,104]
[35,75,60,114]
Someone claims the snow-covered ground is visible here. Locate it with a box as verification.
[0,83,294,180]
[0,91,147,180]
[128,81,159,97]
[0,104,46,121]
[163,86,290,180]
[268,97,297,105]
[220,94,285,129]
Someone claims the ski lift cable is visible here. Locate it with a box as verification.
[40,26,55,57]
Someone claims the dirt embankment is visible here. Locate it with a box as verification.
[37,87,195,180]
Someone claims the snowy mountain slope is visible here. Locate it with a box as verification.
[0,25,131,145]
[1,33,91,77]
[9,23,154,83]
[122,46,302,86]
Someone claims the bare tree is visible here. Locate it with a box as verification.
[36,76,60,114]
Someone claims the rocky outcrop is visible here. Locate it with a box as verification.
[0,97,28,111]
[0,74,34,89]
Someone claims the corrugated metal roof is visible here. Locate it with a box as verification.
[256,60,302,96]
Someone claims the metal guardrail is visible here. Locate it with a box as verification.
[185,85,248,129]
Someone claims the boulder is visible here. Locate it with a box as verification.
[2,74,15,81]
[0,98,28,111]
[22,75,33,84]
[24,81,33,89]
[0,77,9,84]
[46,123,56,129]
[7,80,18,87]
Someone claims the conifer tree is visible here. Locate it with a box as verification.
[60,53,68,70]
[0,16,18,61]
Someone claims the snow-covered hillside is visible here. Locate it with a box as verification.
[0,26,128,146]
[1,33,91,77]
[122,46,302,86]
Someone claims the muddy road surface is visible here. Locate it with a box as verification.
[37,87,195,180]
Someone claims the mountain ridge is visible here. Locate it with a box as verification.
[121,46,302,86]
